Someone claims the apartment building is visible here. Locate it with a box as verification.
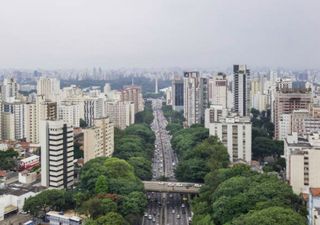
[172,78,184,112]
[284,132,320,194]
[183,72,208,127]
[58,102,82,127]
[120,85,144,114]
[40,120,74,189]
[208,73,227,108]
[105,101,135,129]
[274,90,312,140]
[233,65,250,117]
[83,117,114,163]
[205,111,252,163]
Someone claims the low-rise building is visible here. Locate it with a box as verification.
[46,211,82,225]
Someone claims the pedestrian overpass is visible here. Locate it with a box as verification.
[143,181,203,193]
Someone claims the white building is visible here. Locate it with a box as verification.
[46,211,82,225]
[24,102,38,143]
[40,120,74,189]
[1,112,15,140]
[105,101,135,129]
[83,117,114,163]
[183,72,208,126]
[205,111,252,163]
[1,78,19,102]
[37,77,60,101]
[279,113,292,140]
[233,65,250,117]
[208,73,227,109]
[58,102,82,127]
[284,132,320,194]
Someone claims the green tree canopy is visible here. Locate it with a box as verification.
[227,207,306,225]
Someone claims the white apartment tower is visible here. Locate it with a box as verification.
[233,65,250,117]
[24,102,38,143]
[208,73,228,108]
[205,110,252,163]
[58,102,82,127]
[183,72,208,127]
[105,101,135,129]
[40,120,74,189]
[1,78,19,102]
[37,77,60,101]
[83,117,114,163]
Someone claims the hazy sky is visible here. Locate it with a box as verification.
[0,0,319,69]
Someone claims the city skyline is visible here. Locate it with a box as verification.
[0,0,319,70]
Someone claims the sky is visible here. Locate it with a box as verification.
[0,0,319,70]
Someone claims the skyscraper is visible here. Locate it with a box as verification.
[172,78,184,112]
[183,72,208,126]
[233,65,250,116]
[40,120,74,189]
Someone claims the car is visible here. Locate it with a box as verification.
[172,209,175,214]
[176,214,181,219]
[194,184,202,188]
[144,212,148,217]
[176,183,183,187]
[168,183,174,186]
[182,203,185,208]
[148,215,152,220]
[152,218,156,222]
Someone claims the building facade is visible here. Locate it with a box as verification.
[183,72,208,126]
[172,78,184,112]
[205,112,252,163]
[83,117,114,163]
[233,65,250,117]
[40,120,74,189]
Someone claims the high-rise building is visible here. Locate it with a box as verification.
[284,132,320,194]
[37,77,60,101]
[105,101,135,129]
[205,111,252,163]
[83,117,114,163]
[172,78,184,112]
[274,90,312,140]
[120,85,144,114]
[3,102,25,140]
[40,120,74,189]
[84,98,95,127]
[208,73,227,108]
[58,102,82,127]
[233,65,250,116]
[1,78,19,102]
[183,72,208,126]
[24,102,38,143]
[1,112,15,140]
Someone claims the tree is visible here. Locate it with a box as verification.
[80,118,88,128]
[227,207,306,225]
[119,192,147,216]
[95,212,129,225]
[175,136,229,182]
[23,189,67,217]
[252,137,279,160]
[95,175,108,194]
[128,157,152,180]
